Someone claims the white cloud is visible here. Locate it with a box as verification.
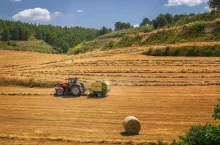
[133,24,139,28]
[165,0,208,7]
[76,10,84,13]
[12,8,61,21]
[10,0,22,2]
[51,12,62,18]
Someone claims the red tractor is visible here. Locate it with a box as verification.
[55,77,86,96]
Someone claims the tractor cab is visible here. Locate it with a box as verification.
[67,77,80,87]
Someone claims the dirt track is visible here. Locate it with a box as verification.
[0,49,220,144]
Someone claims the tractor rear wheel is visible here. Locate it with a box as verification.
[71,86,81,96]
[56,88,64,96]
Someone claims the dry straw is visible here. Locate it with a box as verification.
[123,116,141,134]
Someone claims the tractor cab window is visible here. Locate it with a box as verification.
[68,79,78,84]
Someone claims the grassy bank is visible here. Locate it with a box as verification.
[0,40,58,53]
[0,77,57,88]
[72,19,220,55]
[144,45,220,57]
[175,11,220,26]
[143,20,220,45]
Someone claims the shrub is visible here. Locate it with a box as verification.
[115,35,143,48]
[115,36,134,47]
[186,46,196,56]
[7,41,17,47]
[171,124,220,145]
[154,48,164,56]
[213,98,220,120]
[145,48,153,55]
[144,45,220,57]
[103,40,115,50]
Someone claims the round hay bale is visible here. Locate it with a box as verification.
[123,116,141,134]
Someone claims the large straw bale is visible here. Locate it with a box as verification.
[123,116,141,134]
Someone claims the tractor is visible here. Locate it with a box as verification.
[55,77,86,96]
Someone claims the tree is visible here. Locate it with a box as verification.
[35,29,43,40]
[173,14,186,24]
[140,17,150,27]
[208,0,220,10]
[23,30,29,40]
[61,41,69,53]
[1,28,10,41]
[165,13,173,25]
[10,27,19,40]
[45,33,54,45]
[115,22,131,31]
[115,22,121,31]
[97,26,112,36]
[154,14,168,28]
[17,25,28,40]
[152,20,157,29]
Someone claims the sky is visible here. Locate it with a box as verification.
[0,0,211,29]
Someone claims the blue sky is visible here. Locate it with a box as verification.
[0,0,210,29]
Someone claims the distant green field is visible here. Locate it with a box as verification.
[0,40,56,53]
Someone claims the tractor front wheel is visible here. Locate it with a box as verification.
[71,86,81,96]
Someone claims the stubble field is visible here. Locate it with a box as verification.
[0,48,220,144]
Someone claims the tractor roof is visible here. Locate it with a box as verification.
[66,77,80,80]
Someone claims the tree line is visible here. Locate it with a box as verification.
[114,0,220,31]
[113,13,193,31]
[0,20,113,53]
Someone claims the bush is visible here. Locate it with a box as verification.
[115,35,142,48]
[7,41,17,47]
[171,124,220,145]
[144,45,220,57]
[103,40,115,50]
[154,49,164,56]
[213,98,220,120]
[115,36,134,47]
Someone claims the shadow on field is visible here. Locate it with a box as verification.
[87,95,108,99]
[61,95,81,98]
[53,94,81,99]
[120,132,139,136]
[53,93,108,99]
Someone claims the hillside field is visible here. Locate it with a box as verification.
[0,48,220,144]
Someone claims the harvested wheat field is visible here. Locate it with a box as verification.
[0,48,220,144]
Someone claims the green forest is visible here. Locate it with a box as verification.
[0,20,100,53]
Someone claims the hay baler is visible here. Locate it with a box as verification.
[90,81,111,97]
